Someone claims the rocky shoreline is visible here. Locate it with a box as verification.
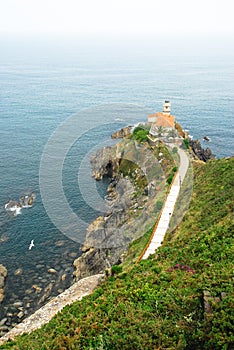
[0,274,104,346]
[0,241,80,337]
[0,265,7,306]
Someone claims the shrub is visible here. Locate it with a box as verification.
[132,127,149,142]
[111,265,123,275]
[156,200,163,211]
[182,138,190,149]
[167,174,174,185]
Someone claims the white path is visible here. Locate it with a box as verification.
[142,147,189,260]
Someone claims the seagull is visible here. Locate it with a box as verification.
[29,240,35,250]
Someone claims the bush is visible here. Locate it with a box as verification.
[167,174,174,185]
[181,138,190,149]
[132,127,149,142]
[156,200,163,211]
[111,265,123,275]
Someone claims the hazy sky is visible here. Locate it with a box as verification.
[0,0,233,38]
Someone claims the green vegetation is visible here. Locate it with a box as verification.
[182,138,190,149]
[111,265,123,275]
[2,158,234,350]
[132,125,149,143]
[167,165,178,185]
[155,200,163,211]
[152,141,177,176]
[121,226,154,269]
[119,158,148,193]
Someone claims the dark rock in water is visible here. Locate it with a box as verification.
[5,192,36,217]
[14,268,23,276]
[189,139,215,162]
[38,283,53,304]
[203,136,210,141]
[111,126,132,139]
[12,301,23,308]
[20,192,36,207]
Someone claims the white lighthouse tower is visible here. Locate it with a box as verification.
[163,100,171,115]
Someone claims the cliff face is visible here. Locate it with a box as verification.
[189,139,215,162]
[73,172,137,281]
[111,126,131,139]
[73,138,166,282]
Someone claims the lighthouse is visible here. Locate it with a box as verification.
[163,100,171,115]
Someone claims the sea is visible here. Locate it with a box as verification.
[0,36,233,326]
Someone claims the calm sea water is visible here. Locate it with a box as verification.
[0,38,233,323]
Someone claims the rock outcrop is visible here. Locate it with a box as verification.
[73,176,135,281]
[90,146,121,180]
[111,126,132,139]
[189,139,215,162]
[74,138,165,282]
[0,265,7,304]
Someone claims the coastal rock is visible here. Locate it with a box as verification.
[111,126,132,139]
[73,247,123,282]
[84,176,135,249]
[38,283,53,304]
[73,138,163,282]
[0,264,7,304]
[0,319,7,327]
[189,139,215,162]
[14,268,23,276]
[0,235,9,244]
[13,301,23,308]
[90,146,120,180]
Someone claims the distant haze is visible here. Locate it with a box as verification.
[0,0,233,38]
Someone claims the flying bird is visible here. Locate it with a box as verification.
[29,240,35,250]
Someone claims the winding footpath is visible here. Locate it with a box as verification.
[142,147,189,260]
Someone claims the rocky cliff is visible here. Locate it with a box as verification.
[73,138,166,282]
[111,126,132,139]
[189,139,215,162]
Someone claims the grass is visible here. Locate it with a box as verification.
[2,158,234,350]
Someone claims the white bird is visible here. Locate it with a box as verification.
[29,240,35,250]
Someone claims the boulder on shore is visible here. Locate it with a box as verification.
[0,264,7,304]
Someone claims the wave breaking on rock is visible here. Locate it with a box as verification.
[5,193,36,216]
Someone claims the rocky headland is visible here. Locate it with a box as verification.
[73,137,166,282]
[111,126,132,139]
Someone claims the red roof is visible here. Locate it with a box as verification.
[148,112,175,128]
